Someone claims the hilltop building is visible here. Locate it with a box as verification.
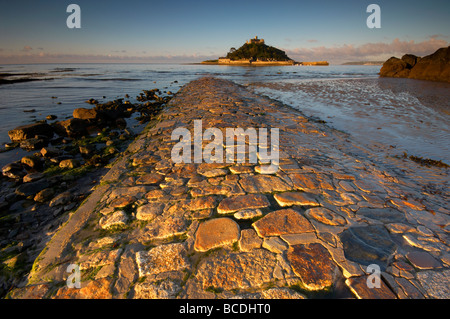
[246,36,265,45]
[202,36,328,66]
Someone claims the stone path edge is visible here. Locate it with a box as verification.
[27,119,162,284]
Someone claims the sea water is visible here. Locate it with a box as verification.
[0,63,448,167]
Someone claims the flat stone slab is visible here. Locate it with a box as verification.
[239,175,292,193]
[260,287,306,299]
[184,196,217,211]
[339,225,396,269]
[280,233,319,246]
[217,194,270,214]
[262,237,288,253]
[287,243,336,290]
[133,279,181,299]
[345,276,397,299]
[141,215,189,241]
[229,165,254,174]
[195,249,278,290]
[199,168,228,178]
[238,229,262,252]
[78,248,122,271]
[99,210,128,230]
[356,207,407,224]
[416,269,450,299]
[406,251,442,269]
[252,208,314,237]
[305,207,346,226]
[136,173,164,185]
[288,173,319,190]
[274,191,320,207]
[136,243,190,277]
[136,202,165,221]
[233,208,263,220]
[194,217,240,252]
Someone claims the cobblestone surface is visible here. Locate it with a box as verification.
[10,77,449,299]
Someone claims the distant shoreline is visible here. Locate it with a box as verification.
[201,60,329,66]
[341,61,384,66]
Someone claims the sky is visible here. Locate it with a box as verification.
[0,0,449,64]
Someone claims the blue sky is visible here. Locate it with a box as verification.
[0,0,449,63]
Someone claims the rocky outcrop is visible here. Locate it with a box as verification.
[8,122,53,142]
[73,107,101,121]
[409,46,450,82]
[380,46,450,82]
[379,56,414,78]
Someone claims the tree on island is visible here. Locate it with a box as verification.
[226,42,291,61]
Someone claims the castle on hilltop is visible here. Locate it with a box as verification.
[246,36,264,45]
[202,36,329,66]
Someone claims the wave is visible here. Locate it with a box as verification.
[81,78,142,82]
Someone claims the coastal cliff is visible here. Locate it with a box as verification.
[380,46,450,82]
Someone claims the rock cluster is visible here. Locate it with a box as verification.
[380,46,450,82]
[0,89,172,297]
[8,77,450,300]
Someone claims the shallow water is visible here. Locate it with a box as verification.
[0,63,448,167]
[249,77,450,164]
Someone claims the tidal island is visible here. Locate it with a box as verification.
[202,36,329,66]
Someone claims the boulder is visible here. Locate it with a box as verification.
[59,159,79,169]
[2,162,25,179]
[379,57,410,78]
[401,54,420,68]
[40,146,60,158]
[19,138,47,151]
[21,156,41,169]
[99,210,128,230]
[53,118,89,138]
[94,102,128,121]
[380,46,450,83]
[79,145,95,156]
[15,179,50,197]
[23,172,44,183]
[8,123,53,142]
[49,191,72,207]
[73,107,101,121]
[409,46,450,82]
[34,188,56,202]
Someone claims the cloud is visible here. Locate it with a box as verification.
[286,37,450,64]
[21,46,33,52]
[307,39,319,43]
[428,34,449,40]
